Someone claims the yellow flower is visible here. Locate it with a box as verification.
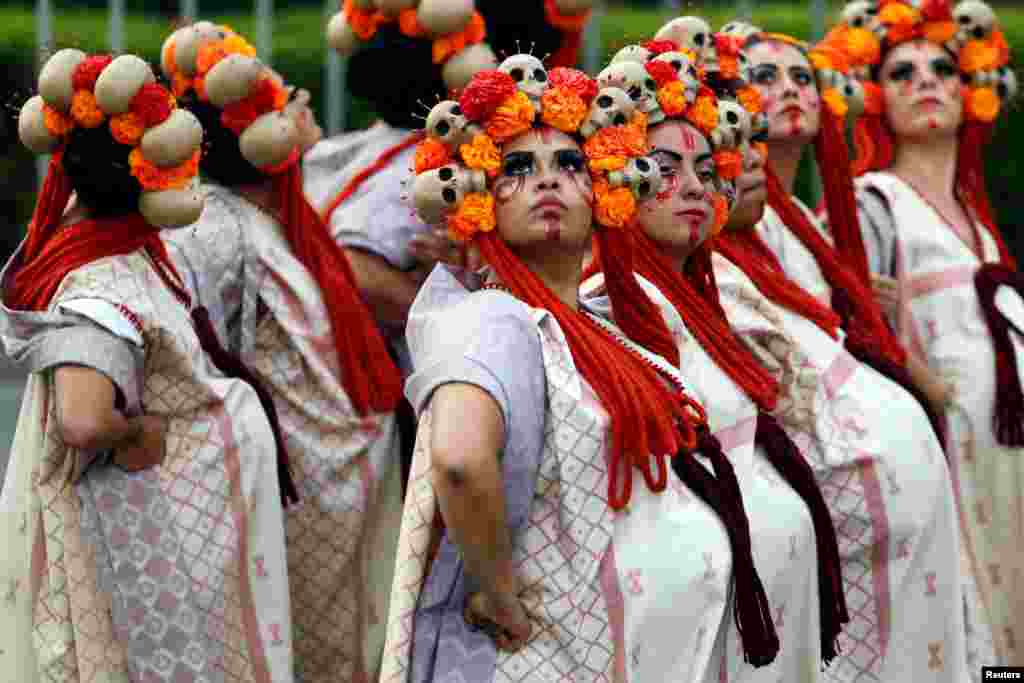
[540,87,588,134]
[485,91,536,143]
[687,94,719,137]
[223,33,257,58]
[809,51,835,72]
[844,27,881,67]
[737,87,763,115]
[879,3,921,44]
[657,81,688,117]
[460,134,502,177]
[960,39,1000,74]
[70,90,105,128]
[447,192,496,242]
[593,177,636,229]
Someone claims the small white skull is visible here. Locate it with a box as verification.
[997,66,1018,102]
[816,68,843,91]
[954,0,997,43]
[499,54,549,107]
[654,16,714,60]
[711,100,751,149]
[580,87,637,138]
[608,156,662,201]
[412,164,487,224]
[719,20,762,42]
[842,1,881,33]
[654,51,701,103]
[971,69,997,89]
[425,100,478,150]
[611,44,652,65]
[598,61,662,123]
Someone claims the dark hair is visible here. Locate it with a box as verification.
[63,124,142,218]
[347,1,566,129]
[184,93,266,187]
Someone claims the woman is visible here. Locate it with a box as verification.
[647,19,969,681]
[159,23,404,682]
[582,39,851,681]
[0,51,294,681]
[832,0,1022,666]
[381,61,818,681]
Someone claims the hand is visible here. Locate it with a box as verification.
[464,588,532,653]
[871,274,900,319]
[113,415,167,472]
[410,229,484,272]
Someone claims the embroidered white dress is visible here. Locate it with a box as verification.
[0,245,293,683]
[380,266,744,682]
[165,188,402,682]
[712,252,968,682]
[756,202,833,305]
[858,171,1024,668]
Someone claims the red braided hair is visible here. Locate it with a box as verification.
[476,231,705,510]
[764,164,907,366]
[274,164,404,415]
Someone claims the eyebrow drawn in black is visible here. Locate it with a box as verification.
[696,153,714,165]
[651,148,684,161]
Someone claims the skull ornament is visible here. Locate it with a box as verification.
[611,44,653,65]
[654,51,701,103]
[711,100,751,149]
[580,87,637,137]
[720,20,762,42]
[598,61,663,123]
[412,164,488,224]
[426,100,479,151]
[499,54,548,108]
[608,156,662,201]
[842,78,867,117]
[954,0,997,43]
[654,16,714,60]
[996,66,1018,101]
[842,1,881,34]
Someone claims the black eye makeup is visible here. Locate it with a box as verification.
[790,67,815,87]
[750,64,778,86]
[886,61,916,82]
[555,149,586,173]
[502,151,535,177]
[932,58,958,79]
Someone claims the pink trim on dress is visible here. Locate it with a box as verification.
[599,544,627,682]
[859,457,893,661]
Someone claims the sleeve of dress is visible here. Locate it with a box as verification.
[856,187,898,278]
[405,290,546,460]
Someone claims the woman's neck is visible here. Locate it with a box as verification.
[766,139,804,194]
[489,247,583,312]
[890,133,959,202]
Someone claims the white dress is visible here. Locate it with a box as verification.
[858,171,1024,668]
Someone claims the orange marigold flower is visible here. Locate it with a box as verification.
[960,39,1000,74]
[42,105,74,137]
[344,0,386,41]
[991,30,1010,67]
[821,88,849,118]
[713,149,743,181]
[129,148,200,191]
[589,155,628,173]
[844,28,882,67]
[548,67,598,103]
[965,86,1001,123]
[718,55,740,81]
[879,3,922,44]
[414,139,452,174]
[172,73,193,98]
[485,91,535,143]
[460,134,502,176]
[162,39,179,77]
[593,177,636,229]
[809,51,835,73]
[737,87,762,115]
[196,42,230,78]
[194,76,208,102]
[540,87,588,133]
[71,90,105,128]
[110,111,146,146]
[463,12,486,44]
[687,94,719,137]
[711,193,729,236]
[447,192,496,242]
[923,20,957,45]
[657,80,689,117]
[72,55,113,92]
[583,119,648,170]
[223,33,257,59]
[398,8,426,37]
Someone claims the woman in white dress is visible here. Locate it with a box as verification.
[158,24,404,682]
[830,0,1023,666]
[0,51,295,682]
[634,17,968,681]
[381,60,824,682]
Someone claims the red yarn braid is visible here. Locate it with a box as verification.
[22,152,74,265]
[765,164,907,366]
[274,164,404,415]
[476,231,705,510]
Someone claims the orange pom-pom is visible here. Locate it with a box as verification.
[688,93,719,137]
[110,111,146,146]
[43,105,74,137]
[713,149,743,181]
[737,87,763,115]
[966,86,1001,123]
[414,138,452,173]
[129,148,200,190]
[923,20,957,45]
[447,192,496,242]
[540,87,588,133]
[485,91,536,142]
[70,90,105,128]
[657,80,689,117]
[593,177,636,229]
[960,39,1000,74]
[460,134,501,176]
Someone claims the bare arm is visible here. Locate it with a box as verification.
[54,365,165,470]
[344,247,426,329]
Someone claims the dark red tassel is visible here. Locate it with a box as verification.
[673,428,780,667]
[755,413,849,666]
[975,264,1024,446]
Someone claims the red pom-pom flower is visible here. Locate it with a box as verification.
[458,70,517,122]
[645,60,678,89]
[548,67,599,103]
[221,99,260,135]
[642,39,679,56]
[247,78,284,116]
[130,83,174,127]
[71,55,114,92]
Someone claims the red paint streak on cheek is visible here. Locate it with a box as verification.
[899,79,914,97]
[655,173,679,204]
[928,118,939,129]
[494,176,525,205]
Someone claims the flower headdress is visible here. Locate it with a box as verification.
[161,23,303,174]
[831,0,1015,123]
[19,49,204,228]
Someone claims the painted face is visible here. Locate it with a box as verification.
[640,121,717,258]
[746,40,821,143]
[493,126,594,253]
[725,140,768,232]
[880,40,962,140]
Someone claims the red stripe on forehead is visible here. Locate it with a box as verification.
[539,127,554,144]
[679,126,698,152]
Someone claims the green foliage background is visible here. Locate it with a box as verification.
[0,2,1021,258]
